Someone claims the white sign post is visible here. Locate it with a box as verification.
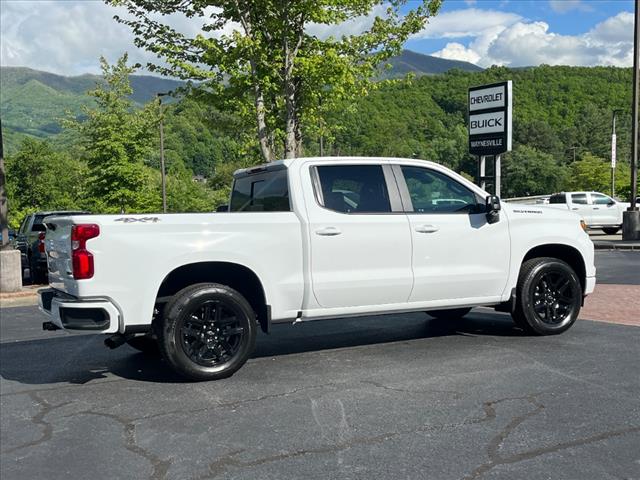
[611,132,617,197]
[468,81,513,197]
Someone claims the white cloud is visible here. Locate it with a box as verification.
[432,42,481,64]
[414,8,522,39]
[425,9,634,68]
[0,1,232,75]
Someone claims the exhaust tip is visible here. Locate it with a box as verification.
[42,322,60,331]
[104,334,128,350]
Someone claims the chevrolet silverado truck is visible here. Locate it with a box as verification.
[548,191,629,234]
[39,157,596,381]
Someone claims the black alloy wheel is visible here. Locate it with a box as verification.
[512,257,582,335]
[531,271,577,326]
[179,300,245,367]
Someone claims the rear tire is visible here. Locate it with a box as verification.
[29,256,47,285]
[602,227,620,235]
[512,257,582,335]
[426,308,472,319]
[126,335,159,355]
[158,283,257,381]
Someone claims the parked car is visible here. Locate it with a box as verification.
[0,228,16,244]
[547,191,629,234]
[14,211,89,284]
[39,157,595,381]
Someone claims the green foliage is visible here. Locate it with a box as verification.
[3,57,638,217]
[65,55,160,213]
[568,153,630,195]
[5,138,88,227]
[500,146,568,198]
[110,0,442,160]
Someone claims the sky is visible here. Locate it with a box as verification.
[0,0,636,76]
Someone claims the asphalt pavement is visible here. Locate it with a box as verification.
[594,251,640,285]
[1,253,639,480]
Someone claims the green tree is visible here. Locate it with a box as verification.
[5,138,88,227]
[568,152,629,194]
[501,145,568,198]
[163,159,216,212]
[110,0,441,161]
[66,54,158,213]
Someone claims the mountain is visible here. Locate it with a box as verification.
[0,67,185,145]
[0,51,481,150]
[381,50,483,78]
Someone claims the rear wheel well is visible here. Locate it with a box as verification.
[156,262,269,333]
[522,244,586,291]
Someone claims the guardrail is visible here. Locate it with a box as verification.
[503,195,551,205]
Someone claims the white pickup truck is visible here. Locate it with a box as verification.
[39,157,595,381]
[548,191,629,234]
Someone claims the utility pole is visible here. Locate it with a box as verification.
[157,92,169,214]
[623,0,640,240]
[0,119,8,250]
[611,110,622,197]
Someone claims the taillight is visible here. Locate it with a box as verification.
[71,224,100,279]
[38,232,46,253]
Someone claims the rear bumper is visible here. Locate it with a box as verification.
[38,288,120,333]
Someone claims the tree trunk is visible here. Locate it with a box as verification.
[234,1,274,163]
[283,12,304,160]
[253,81,274,162]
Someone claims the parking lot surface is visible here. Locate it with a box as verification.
[1,252,639,480]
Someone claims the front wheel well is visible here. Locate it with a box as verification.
[155,262,269,333]
[521,244,586,291]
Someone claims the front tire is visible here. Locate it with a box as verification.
[602,227,620,235]
[512,257,582,335]
[426,308,472,319]
[158,283,257,381]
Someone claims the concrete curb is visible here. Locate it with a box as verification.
[0,287,40,308]
[0,295,39,308]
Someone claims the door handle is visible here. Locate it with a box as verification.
[315,226,342,236]
[593,207,600,210]
[415,224,440,233]
[571,207,579,210]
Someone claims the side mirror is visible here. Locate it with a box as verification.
[607,200,616,206]
[485,195,501,224]
[216,204,229,212]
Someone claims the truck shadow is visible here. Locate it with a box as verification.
[0,311,522,386]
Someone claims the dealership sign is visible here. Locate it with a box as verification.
[468,81,512,155]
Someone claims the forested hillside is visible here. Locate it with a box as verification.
[0,66,185,149]
[325,65,633,198]
[2,60,635,227]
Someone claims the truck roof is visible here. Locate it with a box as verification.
[234,156,443,177]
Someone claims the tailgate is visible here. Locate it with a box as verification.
[44,217,75,293]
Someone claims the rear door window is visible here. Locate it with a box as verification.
[571,193,589,205]
[315,165,391,214]
[230,168,290,212]
[31,215,47,232]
